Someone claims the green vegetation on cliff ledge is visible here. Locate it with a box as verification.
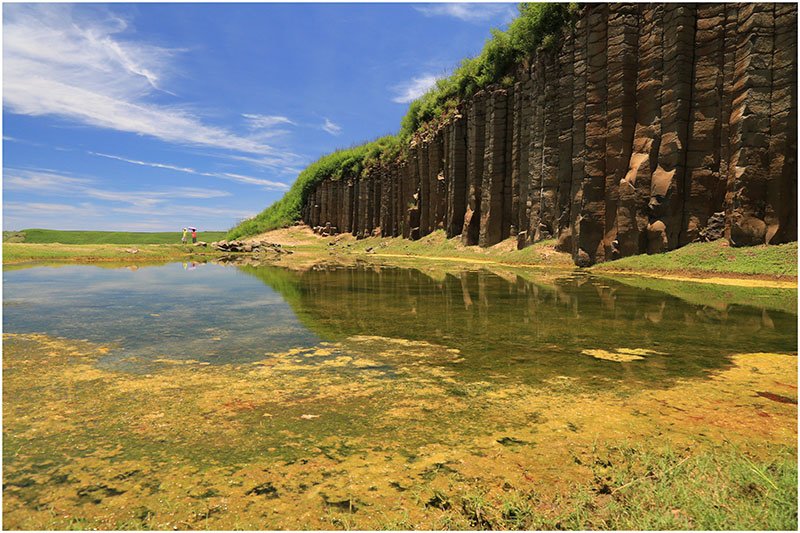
[228,135,403,239]
[228,3,575,240]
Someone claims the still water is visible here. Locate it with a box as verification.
[3,262,797,529]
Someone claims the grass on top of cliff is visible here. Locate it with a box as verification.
[592,240,797,278]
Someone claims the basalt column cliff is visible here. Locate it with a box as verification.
[302,3,797,266]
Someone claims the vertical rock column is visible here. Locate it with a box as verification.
[479,88,509,247]
[418,140,431,236]
[556,28,575,243]
[429,131,446,231]
[445,115,468,237]
[681,3,726,245]
[527,57,544,244]
[511,73,532,243]
[502,86,515,239]
[462,93,486,245]
[648,4,695,253]
[344,179,354,234]
[576,4,608,266]
[618,4,663,257]
[560,11,588,254]
[767,3,797,243]
[727,4,775,246]
[539,49,561,240]
[603,4,638,259]
[408,145,421,240]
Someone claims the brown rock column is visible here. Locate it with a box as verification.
[618,4,663,257]
[767,3,797,243]
[528,57,544,244]
[502,85,514,239]
[462,92,486,245]
[408,145,421,240]
[429,131,446,231]
[511,73,532,241]
[576,4,608,266]
[479,88,509,247]
[648,4,695,253]
[445,114,467,237]
[418,140,431,235]
[344,179,354,234]
[726,4,775,246]
[560,9,588,255]
[556,27,575,243]
[603,3,638,259]
[539,48,560,240]
[682,4,726,245]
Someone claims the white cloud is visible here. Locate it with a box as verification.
[3,168,232,209]
[322,118,342,136]
[2,4,280,155]
[242,114,296,129]
[91,152,196,174]
[414,3,516,23]
[391,74,441,104]
[3,201,100,216]
[90,152,290,191]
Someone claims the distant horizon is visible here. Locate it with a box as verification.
[3,2,517,232]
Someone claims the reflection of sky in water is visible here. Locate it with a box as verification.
[3,263,321,369]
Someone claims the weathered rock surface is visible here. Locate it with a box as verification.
[299,3,797,265]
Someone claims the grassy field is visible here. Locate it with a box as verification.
[407,443,797,531]
[2,243,227,265]
[4,229,227,245]
[593,240,797,278]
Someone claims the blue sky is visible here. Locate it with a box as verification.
[2,2,516,232]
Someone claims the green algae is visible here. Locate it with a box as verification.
[3,332,797,530]
[3,262,798,529]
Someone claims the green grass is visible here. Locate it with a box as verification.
[6,229,228,245]
[2,243,222,265]
[331,230,575,268]
[593,240,798,278]
[424,443,797,530]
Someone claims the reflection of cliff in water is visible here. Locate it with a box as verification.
[239,263,797,389]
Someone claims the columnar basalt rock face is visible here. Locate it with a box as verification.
[301,3,796,264]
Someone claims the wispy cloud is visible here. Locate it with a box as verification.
[4,168,231,209]
[391,74,441,104]
[414,3,516,23]
[2,4,281,155]
[3,201,101,217]
[322,118,342,136]
[242,113,296,129]
[90,152,290,190]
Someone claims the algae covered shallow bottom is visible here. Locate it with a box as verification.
[2,262,797,530]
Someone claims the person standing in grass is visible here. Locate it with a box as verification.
[181,227,188,244]
[192,228,197,243]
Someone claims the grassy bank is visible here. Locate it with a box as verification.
[4,229,227,245]
[246,226,797,285]
[593,240,797,279]
[2,243,226,265]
